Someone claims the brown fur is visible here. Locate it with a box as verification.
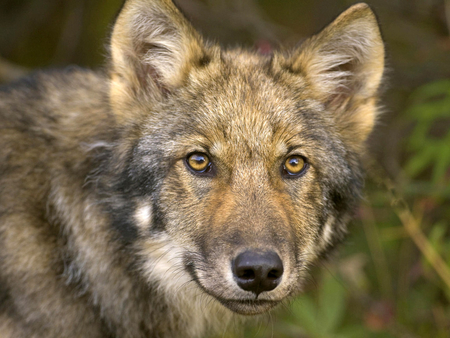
[0,1,384,337]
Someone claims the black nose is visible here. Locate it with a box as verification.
[232,250,284,295]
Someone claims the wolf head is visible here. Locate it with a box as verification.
[105,0,384,317]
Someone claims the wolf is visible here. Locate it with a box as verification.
[0,0,384,337]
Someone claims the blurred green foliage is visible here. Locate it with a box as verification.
[404,80,450,187]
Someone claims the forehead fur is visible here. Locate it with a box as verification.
[163,49,331,156]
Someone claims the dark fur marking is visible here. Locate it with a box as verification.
[104,140,170,241]
[150,200,166,232]
[0,72,42,97]
[0,278,11,312]
[109,202,139,244]
[100,145,141,243]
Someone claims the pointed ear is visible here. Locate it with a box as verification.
[288,3,385,145]
[109,0,208,118]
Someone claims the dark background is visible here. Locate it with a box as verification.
[1,1,449,337]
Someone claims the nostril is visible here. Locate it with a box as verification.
[267,268,282,280]
[238,268,256,280]
[232,250,284,295]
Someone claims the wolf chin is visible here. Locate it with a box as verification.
[0,0,384,337]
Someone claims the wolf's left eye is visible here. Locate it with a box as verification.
[185,152,213,175]
[282,155,308,177]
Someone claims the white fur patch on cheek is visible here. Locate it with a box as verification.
[138,235,236,337]
[321,216,335,247]
[301,216,335,262]
[134,201,153,231]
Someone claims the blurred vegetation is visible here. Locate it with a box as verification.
[1,0,449,337]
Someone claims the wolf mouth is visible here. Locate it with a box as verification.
[216,298,280,315]
[185,261,281,314]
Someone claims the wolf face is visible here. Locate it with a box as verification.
[107,0,384,317]
[0,0,384,337]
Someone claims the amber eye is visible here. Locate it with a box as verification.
[186,152,212,174]
[283,155,308,177]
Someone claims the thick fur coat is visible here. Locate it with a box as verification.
[0,1,384,337]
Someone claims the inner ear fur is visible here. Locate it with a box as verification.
[109,0,208,118]
[287,3,385,146]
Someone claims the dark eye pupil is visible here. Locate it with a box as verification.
[192,154,205,164]
[289,158,299,167]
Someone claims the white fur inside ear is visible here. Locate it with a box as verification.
[132,9,187,86]
[293,5,384,102]
[306,29,381,97]
[110,0,204,103]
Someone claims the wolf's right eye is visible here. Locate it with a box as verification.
[282,155,308,178]
[185,152,213,175]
